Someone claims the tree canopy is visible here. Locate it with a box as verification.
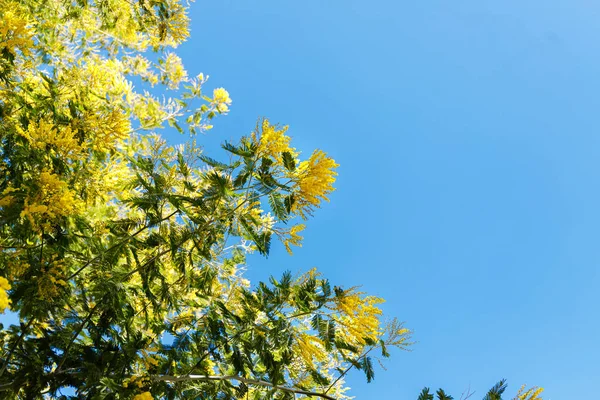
[0,0,410,398]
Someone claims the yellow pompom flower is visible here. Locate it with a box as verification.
[0,7,34,56]
[216,103,229,113]
[293,150,338,217]
[212,88,231,105]
[0,277,11,313]
[254,119,294,161]
[334,290,384,346]
[133,392,153,400]
[294,333,327,365]
[36,258,68,301]
[17,120,82,159]
[515,385,544,400]
[162,53,187,89]
[149,0,189,47]
[20,170,82,229]
[284,224,305,254]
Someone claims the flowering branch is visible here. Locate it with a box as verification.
[153,374,337,400]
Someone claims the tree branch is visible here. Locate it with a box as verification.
[153,374,337,400]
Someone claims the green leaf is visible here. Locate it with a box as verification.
[281,151,296,172]
[268,192,288,221]
[233,170,251,189]
[176,152,189,177]
[222,141,253,157]
[235,382,248,399]
[310,369,330,386]
[239,216,270,256]
[284,194,295,214]
[483,379,508,400]
[199,154,229,170]
[362,356,375,382]
[167,117,184,134]
[380,339,390,358]
[436,389,454,400]
[204,170,232,198]
[418,388,434,400]
[311,314,322,331]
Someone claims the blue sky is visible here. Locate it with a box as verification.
[176,0,600,398]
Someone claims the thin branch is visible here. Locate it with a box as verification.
[153,374,337,400]
[325,345,376,395]
[460,384,474,400]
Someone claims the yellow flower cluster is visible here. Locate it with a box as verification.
[90,0,138,49]
[133,391,153,400]
[149,0,190,48]
[36,258,67,301]
[213,88,231,103]
[125,55,159,86]
[212,87,232,113]
[123,376,149,389]
[86,109,131,152]
[294,150,338,216]
[255,119,293,161]
[141,347,161,369]
[516,385,544,400]
[17,120,82,159]
[132,94,168,129]
[162,53,187,89]
[294,333,327,365]
[0,6,34,56]
[0,277,11,313]
[334,291,384,346]
[283,224,305,254]
[67,57,131,103]
[0,186,17,207]
[20,170,81,229]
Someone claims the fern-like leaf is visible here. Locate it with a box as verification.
[436,388,454,400]
[418,388,434,400]
[483,379,508,400]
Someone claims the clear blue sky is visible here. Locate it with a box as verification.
[177,0,600,398]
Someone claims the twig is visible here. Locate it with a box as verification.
[325,345,376,395]
[460,384,474,400]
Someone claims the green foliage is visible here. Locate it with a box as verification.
[417,379,542,400]
[436,389,454,400]
[483,380,508,400]
[418,388,434,400]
